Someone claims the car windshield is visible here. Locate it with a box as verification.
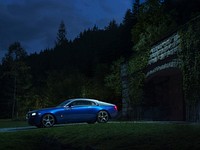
[57,100,71,107]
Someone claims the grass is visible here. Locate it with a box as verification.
[0,119,28,128]
[1,122,200,150]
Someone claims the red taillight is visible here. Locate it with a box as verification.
[114,105,118,111]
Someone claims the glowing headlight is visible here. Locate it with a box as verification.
[31,112,37,116]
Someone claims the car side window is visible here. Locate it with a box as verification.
[90,101,97,106]
[69,100,97,106]
[82,101,97,106]
[70,100,86,106]
[70,101,80,106]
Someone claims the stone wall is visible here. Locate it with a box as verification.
[121,32,185,121]
[120,63,130,117]
[147,32,181,78]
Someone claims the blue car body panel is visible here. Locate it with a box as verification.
[27,98,118,126]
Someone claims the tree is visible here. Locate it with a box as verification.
[105,58,124,97]
[132,0,177,45]
[55,20,68,47]
[120,8,137,57]
[133,0,140,16]
[105,20,118,31]
[164,0,200,24]
[1,42,32,119]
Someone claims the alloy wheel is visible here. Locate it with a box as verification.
[97,111,109,123]
[41,114,55,127]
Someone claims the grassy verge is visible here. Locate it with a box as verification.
[1,122,200,150]
[0,119,28,128]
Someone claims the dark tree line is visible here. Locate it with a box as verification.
[0,0,200,119]
[0,6,135,119]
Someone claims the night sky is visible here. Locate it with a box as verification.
[0,0,136,59]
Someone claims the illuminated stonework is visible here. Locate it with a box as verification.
[144,32,184,121]
[146,59,180,77]
[146,32,181,78]
[148,33,181,65]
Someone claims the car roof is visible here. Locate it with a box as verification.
[68,98,99,102]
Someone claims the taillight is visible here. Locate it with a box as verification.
[114,105,118,111]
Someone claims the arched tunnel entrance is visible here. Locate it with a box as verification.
[143,68,185,121]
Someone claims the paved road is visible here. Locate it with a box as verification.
[0,123,86,132]
[0,126,37,132]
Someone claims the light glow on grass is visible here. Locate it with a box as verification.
[0,122,200,150]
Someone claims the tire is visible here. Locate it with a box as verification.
[41,114,55,128]
[97,110,109,123]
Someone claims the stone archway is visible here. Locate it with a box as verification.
[143,68,185,121]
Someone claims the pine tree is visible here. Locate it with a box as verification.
[133,0,140,16]
[55,21,68,47]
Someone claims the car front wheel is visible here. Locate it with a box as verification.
[41,114,55,127]
[97,110,109,123]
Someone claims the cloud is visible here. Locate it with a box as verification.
[0,0,132,55]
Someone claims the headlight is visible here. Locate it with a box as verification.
[31,112,37,116]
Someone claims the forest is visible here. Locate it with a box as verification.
[0,0,200,119]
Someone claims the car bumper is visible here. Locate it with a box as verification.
[27,115,41,126]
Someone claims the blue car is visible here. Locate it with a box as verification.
[26,98,118,128]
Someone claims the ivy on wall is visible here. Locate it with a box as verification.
[127,0,177,107]
[127,45,150,106]
[178,16,200,120]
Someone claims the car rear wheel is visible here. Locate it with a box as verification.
[97,110,109,123]
[41,114,55,127]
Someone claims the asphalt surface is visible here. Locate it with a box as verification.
[0,126,36,132]
[0,123,86,132]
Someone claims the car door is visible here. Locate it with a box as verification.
[75,100,98,121]
[63,100,98,123]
